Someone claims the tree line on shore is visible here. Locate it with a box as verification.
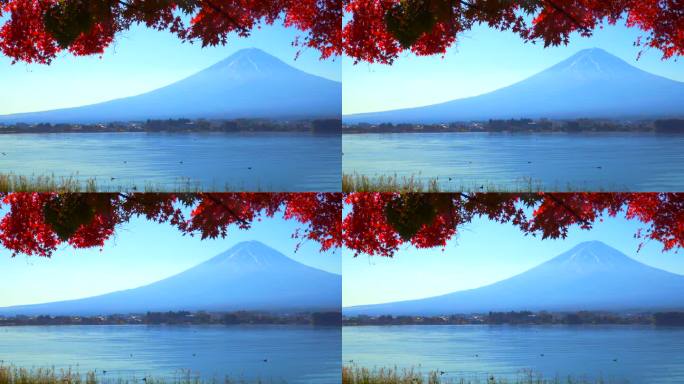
[0,310,342,326]
[0,118,342,134]
[343,118,684,134]
[344,311,684,326]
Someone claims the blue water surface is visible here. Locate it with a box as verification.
[343,132,684,191]
[0,325,341,383]
[343,324,684,383]
[0,132,341,191]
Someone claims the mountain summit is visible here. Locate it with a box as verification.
[205,48,305,78]
[0,241,341,316]
[204,240,308,269]
[0,48,341,124]
[344,241,684,315]
[545,48,643,79]
[539,240,647,274]
[344,48,684,123]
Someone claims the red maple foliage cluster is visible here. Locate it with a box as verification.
[0,193,342,257]
[0,0,342,64]
[0,192,682,259]
[343,193,684,257]
[343,0,684,64]
[1,0,681,65]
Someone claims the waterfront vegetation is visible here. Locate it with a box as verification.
[342,173,441,193]
[0,365,277,384]
[0,174,99,193]
[342,173,555,193]
[0,173,272,193]
[340,172,622,193]
[341,366,621,384]
[0,365,630,384]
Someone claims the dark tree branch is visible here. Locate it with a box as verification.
[201,0,248,33]
[545,193,593,227]
[202,193,252,227]
[543,0,592,33]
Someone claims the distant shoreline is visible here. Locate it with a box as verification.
[343,129,684,134]
[0,118,342,135]
[342,118,684,134]
[0,310,342,327]
[341,323,676,327]
[343,311,684,326]
[0,130,340,135]
[0,323,340,328]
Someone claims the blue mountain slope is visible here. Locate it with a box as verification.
[0,49,341,124]
[0,241,341,315]
[344,48,684,124]
[344,241,684,315]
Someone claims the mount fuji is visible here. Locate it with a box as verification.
[344,48,684,124]
[344,241,684,316]
[0,241,341,316]
[0,48,341,124]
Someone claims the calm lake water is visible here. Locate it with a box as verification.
[0,132,341,191]
[343,133,684,191]
[0,325,340,383]
[343,325,684,383]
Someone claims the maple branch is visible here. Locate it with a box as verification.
[202,193,252,227]
[201,0,249,34]
[110,0,158,20]
[544,193,593,227]
[117,0,139,10]
[116,0,248,34]
[542,0,591,33]
[459,1,475,11]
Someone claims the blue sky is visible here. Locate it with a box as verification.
[0,22,340,115]
[343,23,684,115]
[343,212,684,307]
[0,210,341,307]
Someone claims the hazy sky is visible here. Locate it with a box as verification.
[0,211,341,307]
[343,212,684,308]
[0,22,340,115]
[343,23,684,115]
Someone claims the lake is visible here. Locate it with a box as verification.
[343,132,684,191]
[0,325,340,383]
[343,325,684,383]
[0,132,341,191]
